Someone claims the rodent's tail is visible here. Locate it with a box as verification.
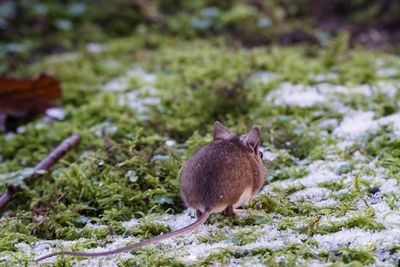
[36,210,211,262]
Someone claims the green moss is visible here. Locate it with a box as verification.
[119,254,185,267]
[1,31,400,265]
[314,208,385,235]
[344,209,385,230]
[197,229,227,244]
[389,245,400,253]
[319,181,345,191]
[80,227,110,240]
[228,229,260,245]
[249,194,278,213]
[385,193,400,210]
[131,222,171,240]
[265,151,297,182]
[263,115,323,160]
[277,217,297,231]
[321,32,350,68]
[0,218,37,251]
[339,247,376,265]
[277,196,317,217]
[208,211,271,228]
[196,248,239,266]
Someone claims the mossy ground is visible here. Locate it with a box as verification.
[1,33,400,266]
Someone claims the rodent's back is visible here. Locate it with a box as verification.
[180,138,258,213]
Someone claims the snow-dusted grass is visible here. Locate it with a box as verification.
[19,76,400,266]
[1,40,400,266]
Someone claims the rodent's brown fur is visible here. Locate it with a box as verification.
[36,121,266,262]
[181,122,265,216]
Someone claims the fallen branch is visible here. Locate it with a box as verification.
[0,134,81,211]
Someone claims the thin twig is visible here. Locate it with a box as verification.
[101,128,116,163]
[0,134,81,211]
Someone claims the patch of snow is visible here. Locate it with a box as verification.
[263,151,277,162]
[315,83,347,95]
[240,226,307,252]
[333,109,400,143]
[104,79,129,92]
[314,198,339,208]
[378,113,400,135]
[333,111,376,139]
[84,221,107,229]
[228,255,266,267]
[268,83,326,107]
[366,201,400,228]
[377,68,399,78]
[90,121,118,137]
[118,91,160,113]
[259,147,277,161]
[152,155,170,161]
[30,236,140,265]
[349,84,374,96]
[375,80,399,98]
[375,58,387,67]
[126,67,157,85]
[4,132,15,140]
[103,67,157,92]
[297,258,331,267]
[86,43,102,54]
[45,107,66,120]
[311,72,339,83]
[379,179,399,195]
[383,213,400,227]
[313,228,400,265]
[16,125,27,134]
[318,118,339,130]
[332,188,349,196]
[165,140,176,147]
[101,67,161,115]
[275,160,343,189]
[34,122,45,129]
[290,187,331,202]
[255,71,278,84]
[162,212,196,231]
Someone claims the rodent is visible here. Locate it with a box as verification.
[36,121,266,262]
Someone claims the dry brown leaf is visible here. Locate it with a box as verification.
[0,74,61,132]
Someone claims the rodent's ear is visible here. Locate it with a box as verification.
[213,121,234,140]
[244,126,261,155]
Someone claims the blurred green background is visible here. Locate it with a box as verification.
[2,0,400,75]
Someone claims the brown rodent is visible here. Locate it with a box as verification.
[36,121,266,262]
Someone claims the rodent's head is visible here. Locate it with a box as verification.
[213,121,264,161]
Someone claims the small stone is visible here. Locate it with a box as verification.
[370,187,380,194]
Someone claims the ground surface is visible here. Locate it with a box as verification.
[0,34,400,266]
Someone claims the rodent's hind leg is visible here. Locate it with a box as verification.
[223,206,247,218]
[196,209,203,218]
[223,206,235,216]
[232,208,247,218]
